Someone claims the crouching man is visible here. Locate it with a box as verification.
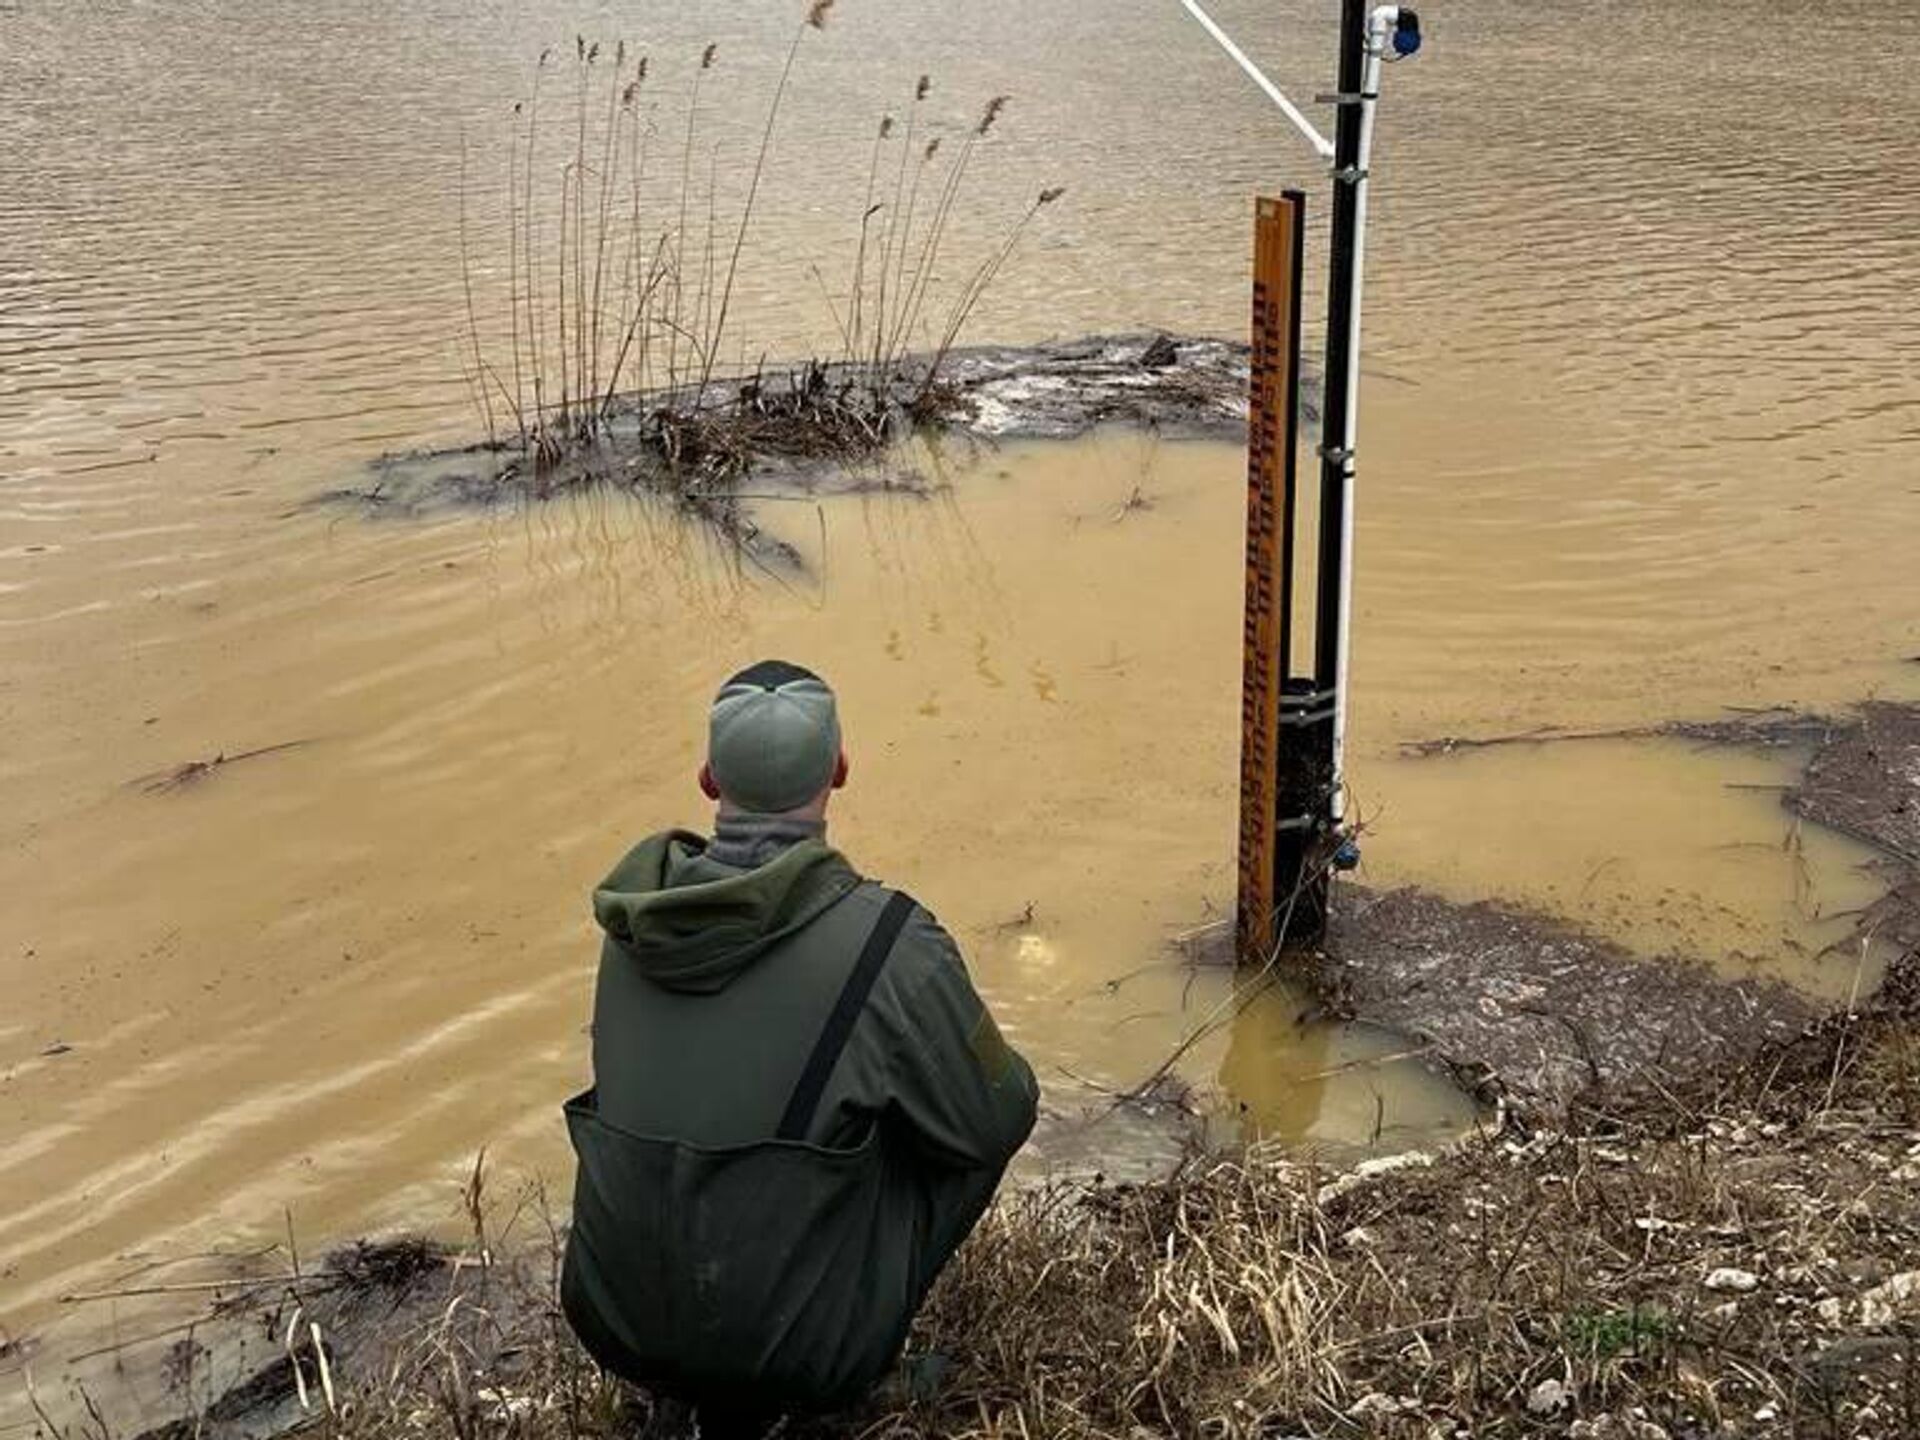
[562,660,1038,1435]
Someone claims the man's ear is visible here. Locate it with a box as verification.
[832,751,849,790]
[698,762,721,801]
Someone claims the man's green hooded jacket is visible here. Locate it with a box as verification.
[561,829,1038,1411]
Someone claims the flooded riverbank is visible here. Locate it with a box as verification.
[5,0,1920,1415]
[5,427,1911,1337]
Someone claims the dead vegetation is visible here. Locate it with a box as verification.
[452,6,1063,503]
[1399,705,1845,761]
[130,740,311,795]
[35,960,1911,1440]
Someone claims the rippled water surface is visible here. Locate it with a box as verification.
[4,0,1919,1366]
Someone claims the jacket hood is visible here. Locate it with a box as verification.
[591,829,861,994]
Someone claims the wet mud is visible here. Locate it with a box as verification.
[1790,700,1920,961]
[934,332,1270,441]
[312,333,1266,526]
[1320,887,1821,1113]
[1317,701,1920,1116]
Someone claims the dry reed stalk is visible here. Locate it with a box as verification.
[605,55,656,414]
[586,40,626,407]
[556,159,572,429]
[919,185,1065,406]
[869,81,919,388]
[878,95,1009,395]
[667,44,716,395]
[882,76,936,385]
[694,0,837,410]
[523,51,549,440]
[505,126,526,445]
[459,136,521,445]
[846,113,892,368]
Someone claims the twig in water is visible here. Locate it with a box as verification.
[134,740,312,795]
[1298,1044,1435,1084]
[1120,825,1363,1107]
[61,1273,345,1303]
[990,901,1038,935]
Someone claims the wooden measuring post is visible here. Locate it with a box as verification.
[1236,193,1310,964]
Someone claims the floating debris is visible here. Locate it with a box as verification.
[132,740,312,796]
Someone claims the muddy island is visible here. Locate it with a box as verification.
[316,334,1266,524]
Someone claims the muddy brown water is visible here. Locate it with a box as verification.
[3,0,1919,1382]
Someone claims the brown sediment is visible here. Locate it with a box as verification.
[1399,704,1846,760]
[1785,700,1920,966]
[1327,701,1920,1114]
[1788,700,1920,864]
[1319,886,1823,1112]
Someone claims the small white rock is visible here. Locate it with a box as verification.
[1857,1271,1920,1328]
[1704,1267,1761,1293]
[1527,1378,1572,1416]
[1347,1392,1413,1419]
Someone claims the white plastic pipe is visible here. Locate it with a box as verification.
[1328,4,1398,824]
[1177,0,1336,161]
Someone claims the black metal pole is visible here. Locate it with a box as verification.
[1315,0,1367,693]
[1262,0,1367,952]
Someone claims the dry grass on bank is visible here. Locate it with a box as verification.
[891,980,1920,1439]
[104,960,1919,1440]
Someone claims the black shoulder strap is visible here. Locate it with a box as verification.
[776,890,917,1142]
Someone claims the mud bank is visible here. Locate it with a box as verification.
[313,333,1264,525]
[932,332,1263,441]
[16,700,1918,1440]
[1316,701,1920,1116]
[35,954,1920,1440]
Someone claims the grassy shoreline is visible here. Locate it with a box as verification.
[77,953,1913,1440]
[17,699,1918,1440]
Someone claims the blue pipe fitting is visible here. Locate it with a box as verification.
[1392,10,1422,57]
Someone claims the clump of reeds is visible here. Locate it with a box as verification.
[455,0,1063,497]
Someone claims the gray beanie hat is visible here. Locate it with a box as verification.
[707,660,842,814]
